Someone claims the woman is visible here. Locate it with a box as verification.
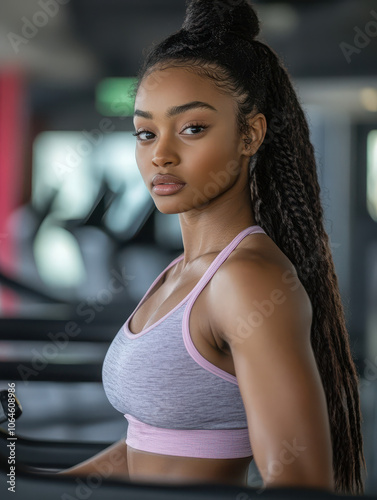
[59,0,366,493]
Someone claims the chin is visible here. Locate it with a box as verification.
[151,196,189,215]
[155,199,211,215]
[155,206,181,215]
[155,204,189,215]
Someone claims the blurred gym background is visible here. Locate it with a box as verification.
[0,0,376,493]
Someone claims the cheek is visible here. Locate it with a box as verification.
[188,141,236,181]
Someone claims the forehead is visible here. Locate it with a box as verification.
[134,67,235,116]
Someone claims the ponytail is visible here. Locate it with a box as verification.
[132,1,366,493]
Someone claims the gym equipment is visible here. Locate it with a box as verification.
[0,391,375,499]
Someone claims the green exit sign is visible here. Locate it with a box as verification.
[96,77,138,117]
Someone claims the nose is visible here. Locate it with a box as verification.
[151,135,179,167]
[152,156,175,167]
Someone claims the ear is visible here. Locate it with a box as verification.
[240,112,267,157]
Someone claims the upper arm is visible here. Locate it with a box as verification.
[210,257,334,490]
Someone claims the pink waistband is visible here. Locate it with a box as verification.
[124,413,253,459]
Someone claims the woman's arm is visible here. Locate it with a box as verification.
[57,438,129,479]
[209,256,334,492]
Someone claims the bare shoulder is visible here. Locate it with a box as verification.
[208,234,313,349]
[207,236,333,490]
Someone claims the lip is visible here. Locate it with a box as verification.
[152,183,186,196]
[152,174,185,186]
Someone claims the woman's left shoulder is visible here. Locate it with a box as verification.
[221,232,299,290]
[219,249,308,304]
[208,240,313,345]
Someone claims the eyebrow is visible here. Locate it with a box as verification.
[133,101,218,119]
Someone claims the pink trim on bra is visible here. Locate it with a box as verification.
[124,412,253,459]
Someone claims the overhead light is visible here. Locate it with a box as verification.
[96,77,138,117]
[256,3,299,36]
[360,87,377,112]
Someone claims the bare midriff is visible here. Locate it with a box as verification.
[124,234,276,486]
[127,446,253,486]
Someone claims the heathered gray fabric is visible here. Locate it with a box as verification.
[102,225,266,430]
[102,301,249,430]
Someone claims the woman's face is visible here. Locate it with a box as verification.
[133,66,254,214]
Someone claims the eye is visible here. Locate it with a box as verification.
[182,122,209,135]
[132,122,208,142]
[132,129,154,141]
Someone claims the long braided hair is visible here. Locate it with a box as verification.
[131,0,366,494]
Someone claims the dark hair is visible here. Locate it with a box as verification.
[131,0,366,494]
